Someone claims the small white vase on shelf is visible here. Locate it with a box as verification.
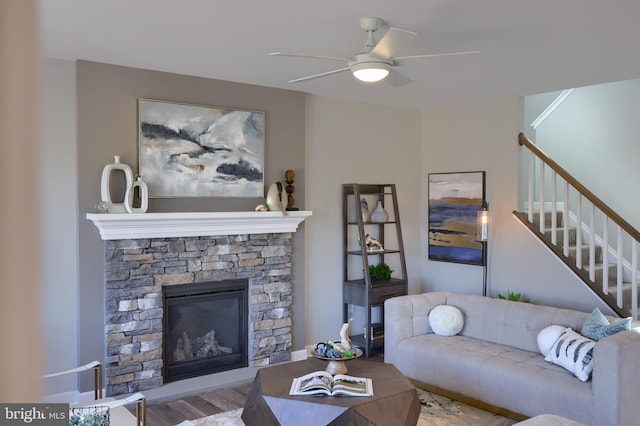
[360,198,370,222]
[100,155,133,213]
[125,176,149,213]
[370,200,389,223]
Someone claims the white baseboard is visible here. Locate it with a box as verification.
[291,348,309,361]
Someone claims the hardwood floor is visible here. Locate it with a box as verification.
[133,381,253,426]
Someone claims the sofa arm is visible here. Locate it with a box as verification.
[384,292,449,366]
[593,329,640,426]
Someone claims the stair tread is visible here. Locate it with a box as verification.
[607,282,636,291]
[515,210,636,318]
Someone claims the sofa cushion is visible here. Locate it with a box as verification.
[429,305,464,336]
[537,325,566,356]
[581,307,631,341]
[544,328,595,381]
[444,293,589,353]
[394,333,593,422]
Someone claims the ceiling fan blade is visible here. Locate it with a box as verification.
[371,27,417,59]
[385,69,413,88]
[288,67,350,83]
[394,50,481,65]
[269,52,349,63]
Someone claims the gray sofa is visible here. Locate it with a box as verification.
[384,291,640,426]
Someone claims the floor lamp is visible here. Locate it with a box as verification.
[477,202,489,296]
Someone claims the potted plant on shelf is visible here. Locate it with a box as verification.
[368,263,393,280]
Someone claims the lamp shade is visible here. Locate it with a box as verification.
[476,205,489,242]
[351,62,391,82]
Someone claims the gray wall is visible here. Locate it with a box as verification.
[76,61,306,391]
[420,96,611,314]
[40,59,78,395]
[523,90,562,139]
[41,59,619,397]
[533,78,640,229]
[304,95,422,345]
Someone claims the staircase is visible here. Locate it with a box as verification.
[515,133,640,319]
[514,210,631,317]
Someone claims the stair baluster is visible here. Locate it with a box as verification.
[602,216,609,294]
[632,242,638,319]
[539,161,545,234]
[563,181,570,257]
[617,226,623,307]
[576,195,582,270]
[516,132,640,319]
[589,203,596,282]
[551,172,558,245]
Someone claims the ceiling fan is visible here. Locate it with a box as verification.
[269,17,480,86]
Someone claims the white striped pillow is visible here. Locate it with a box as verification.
[544,327,595,381]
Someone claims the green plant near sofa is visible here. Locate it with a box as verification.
[498,289,530,303]
[368,263,393,279]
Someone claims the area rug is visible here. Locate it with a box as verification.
[187,388,516,425]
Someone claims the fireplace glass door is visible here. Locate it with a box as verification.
[163,280,248,382]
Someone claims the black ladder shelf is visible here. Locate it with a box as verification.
[342,183,408,358]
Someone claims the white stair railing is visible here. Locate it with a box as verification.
[518,133,640,319]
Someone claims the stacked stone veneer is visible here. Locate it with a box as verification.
[104,233,293,396]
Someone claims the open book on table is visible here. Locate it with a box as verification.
[289,370,373,397]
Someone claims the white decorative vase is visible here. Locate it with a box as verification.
[360,198,369,222]
[266,182,288,215]
[100,155,133,213]
[125,176,149,213]
[370,200,389,223]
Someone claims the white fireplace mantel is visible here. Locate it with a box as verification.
[86,211,312,240]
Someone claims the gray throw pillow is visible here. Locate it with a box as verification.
[581,307,631,341]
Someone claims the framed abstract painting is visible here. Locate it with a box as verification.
[428,171,486,265]
[138,98,265,198]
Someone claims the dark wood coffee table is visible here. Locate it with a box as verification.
[241,357,420,426]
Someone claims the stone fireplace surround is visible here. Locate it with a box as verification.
[87,211,311,396]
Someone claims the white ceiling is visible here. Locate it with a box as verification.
[40,0,640,110]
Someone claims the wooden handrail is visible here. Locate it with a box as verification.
[518,133,640,242]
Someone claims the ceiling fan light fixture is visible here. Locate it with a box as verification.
[351,62,390,82]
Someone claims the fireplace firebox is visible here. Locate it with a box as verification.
[162,279,248,382]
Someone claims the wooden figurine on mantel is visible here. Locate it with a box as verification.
[285,169,299,211]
